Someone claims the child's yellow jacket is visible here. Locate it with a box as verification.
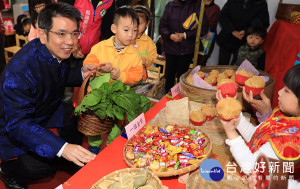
[135,33,157,68]
[83,36,143,85]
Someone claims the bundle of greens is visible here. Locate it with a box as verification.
[74,74,153,123]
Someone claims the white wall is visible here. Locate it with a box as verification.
[206,0,300,66]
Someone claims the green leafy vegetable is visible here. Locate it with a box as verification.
[74,75,153,124]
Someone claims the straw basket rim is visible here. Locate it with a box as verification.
[123,125,212,177]
[90,167,164,189]
[180,65,274,92]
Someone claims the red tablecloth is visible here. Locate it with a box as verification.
[263,20,300,108]
[63,95,186,189]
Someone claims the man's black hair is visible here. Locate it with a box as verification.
[246,26,267,39]
[113,6,139,26]
[38,3,82,32]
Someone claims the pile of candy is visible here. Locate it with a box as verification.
[124,125,208,172]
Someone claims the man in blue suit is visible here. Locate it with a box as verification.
[0,3,97,189]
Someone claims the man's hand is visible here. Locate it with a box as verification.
[100,63,113,73]
[72,44,84,59]
[242,87,271,115]
[110,67,120,80]
[82,64,100,78]
[62,144,96,167]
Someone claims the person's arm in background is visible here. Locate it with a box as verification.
[159,2,171,40]
[257,1,270,29]
[219,0,236,35]
[101,0,115,40]
[208,6,220,33]
[185,0,209,39]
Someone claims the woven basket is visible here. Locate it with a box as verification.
[276,0,300,20]
[91,168,167,189]
[179,65,274,112]
[77,75,114,136]
[123,125,212,177]
[186,155,248,189]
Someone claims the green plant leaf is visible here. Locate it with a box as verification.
[140,95,150,108]
[99,82,112,95]
[112,105,125,120]
[106,104,115,119]
[110,80,124,93]
[94,109,106,120]
[89,73,110,90]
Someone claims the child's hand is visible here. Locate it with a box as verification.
[216,90,237,101]
[100,63,113,73]
[242,87,272,115]
[219,118,239,140]
[141,57,146,65]
[110,67,120,80]
[248,170,258,189]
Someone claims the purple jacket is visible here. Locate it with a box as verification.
[159,0,209,55]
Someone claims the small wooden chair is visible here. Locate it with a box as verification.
[147,65,161,83]
[145,58,166,97]
[4,34,29,64]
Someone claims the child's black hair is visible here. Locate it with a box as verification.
[283,64,300,105]
[246,26,267,39]
[16,14,27,25]
[29,0,53,28]
[22,18,31,27]
[113,6,139,26]
[133,5,152,23]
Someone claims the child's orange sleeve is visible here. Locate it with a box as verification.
[83,44,101,66]
[83,54,100,66]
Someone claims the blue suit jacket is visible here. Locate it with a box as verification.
[0,39,83,161]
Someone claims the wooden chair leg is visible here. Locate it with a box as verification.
[4,51,9,64]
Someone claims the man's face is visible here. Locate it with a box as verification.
[111,16,138,46]
[39,17,78,61]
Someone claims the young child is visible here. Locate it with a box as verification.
[217,65,300,188]
[22,18,31,36]
[234,26,267,70]
[83,6,143,85]
[14,14,28,36]
[28,0,53,41]
[83,6,143,154]
[133,5,157,80]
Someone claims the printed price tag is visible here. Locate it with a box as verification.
[171,83,180,98]
[125,113,146,139]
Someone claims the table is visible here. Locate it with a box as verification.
[263,20,300,108]
[63,95,186,189]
